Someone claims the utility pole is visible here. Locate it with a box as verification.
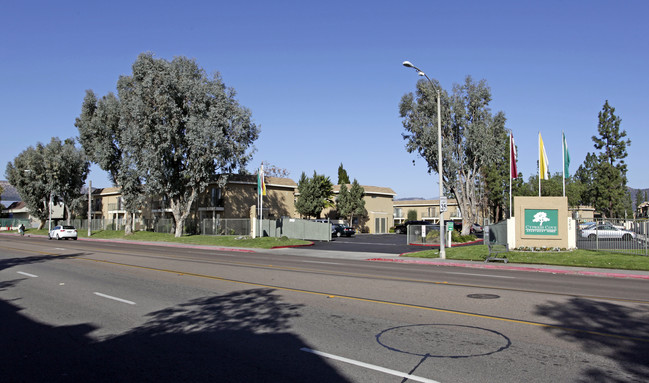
[88,180,92,237]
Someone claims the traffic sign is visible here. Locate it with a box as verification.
[440,197,447,212]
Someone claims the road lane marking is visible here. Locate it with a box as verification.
[17,271,38,278]
[446,272,516,279]
[300,348,440,383]
[77,257,649,343]
[301,261,342,265]
[94,292,136,305]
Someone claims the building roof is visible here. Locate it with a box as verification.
[332,184,396,197]
[4,201,28,212]
[393,198,458,206]
[225,174,297,188]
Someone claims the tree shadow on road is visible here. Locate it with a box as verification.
[535,298,649,381]
[0,252,90,272]
[0,287,350,382]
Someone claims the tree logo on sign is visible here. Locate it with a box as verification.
[533,211,551,226]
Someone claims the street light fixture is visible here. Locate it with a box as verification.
[402,60,446,259]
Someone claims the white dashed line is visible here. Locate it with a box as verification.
[300,348,440,383]
[17,271,38,278]
[94,292,136,305]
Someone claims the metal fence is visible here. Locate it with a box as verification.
[201,219,250,236]
[576,219,649,256]
[406,224,441,245]
[0,218,32,230]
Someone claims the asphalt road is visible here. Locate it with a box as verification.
[1,235,648,382]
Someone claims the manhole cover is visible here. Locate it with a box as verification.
[376,324,511,358]
[467,293,500,299]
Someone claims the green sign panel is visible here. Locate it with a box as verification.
[524,209,559,236]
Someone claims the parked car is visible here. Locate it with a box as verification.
[49,225,78,240]
[470,223,483,234]
[578,221,596,230]
[393,220,429,234]
[332,224,355,237]
[580,223,636,241]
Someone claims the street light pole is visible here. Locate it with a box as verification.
[402,61,446,259]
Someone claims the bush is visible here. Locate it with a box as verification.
[451,230,476,243]
[426,230,440,242]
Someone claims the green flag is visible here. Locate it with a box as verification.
[563,132,570,176]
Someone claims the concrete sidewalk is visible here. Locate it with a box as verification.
[268,247,649,280]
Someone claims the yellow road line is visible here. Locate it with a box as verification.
[76,256,649,343]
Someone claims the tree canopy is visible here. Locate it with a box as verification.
[336,179,366,226]
[400,75,507,234]
[76,53,259,236]
[577,101,631,218]
[6,138,89,228]
[337,163,350,185]
[295,171,334,219]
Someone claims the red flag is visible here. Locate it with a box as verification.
[510,133,518,179]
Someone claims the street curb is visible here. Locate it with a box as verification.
[271,242,315,249]
[365,258,649,280]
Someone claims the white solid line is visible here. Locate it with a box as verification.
[94,292,136,305]
[17,271,38,278]
[300,348,440,383]
[446,272,516,279]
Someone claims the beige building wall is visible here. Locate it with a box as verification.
[393,199,461,224]
[99,187,125,220]
[221,175,297,219]
[318,185,396,234]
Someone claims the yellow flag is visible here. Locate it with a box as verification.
[539,133,549,180]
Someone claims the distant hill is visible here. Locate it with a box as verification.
[0,180,21,203]
[628,187,649,206]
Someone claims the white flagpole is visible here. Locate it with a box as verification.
[257,173,260,238]
[259,164,265,237]
[509,133,512,218]
[562,131,566,197]
[538,132,541,197]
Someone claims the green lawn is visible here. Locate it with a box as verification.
[405,245,649,271]
[7,229,311,249]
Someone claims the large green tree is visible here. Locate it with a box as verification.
[44,138,90,223]
[580,101,631,218]
[77,53,259,237]
[336,179,366,226]
[6,144,49,228]
[295,171,334,219]
[482,130,511,222]
[400,75,507,234]
[6,138,89,228]
[76,90,142,234]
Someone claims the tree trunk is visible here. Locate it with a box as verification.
[170,189,198,238]
[125,212,133,235]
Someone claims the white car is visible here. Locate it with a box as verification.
[580,223,636,241]
[49,225,78,240]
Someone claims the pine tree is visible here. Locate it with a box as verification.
[337,163,350,185]
[587,101,631,218]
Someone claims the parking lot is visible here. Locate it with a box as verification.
[311,233,482,255]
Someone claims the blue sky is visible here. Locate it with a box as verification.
[1,1,647,199]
